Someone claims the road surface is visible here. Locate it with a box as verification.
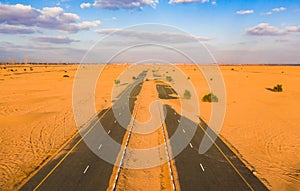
[21,70,268,191]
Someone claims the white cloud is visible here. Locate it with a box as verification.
[0,3,100,33]
[262,7,286,15]
[246,23,287,36]
[92,0,159,9]
[272,7,286,12]
[80,3,92,9]
[33,36,79,44]
[286,25,300,32]
[0,24,37,34]
[262,11,273,15]
[75,21,101,30]
[95,28,213,43]
[169,0,210,4]
[236,10,254,15]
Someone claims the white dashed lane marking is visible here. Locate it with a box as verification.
[108,130,111,134]
[189,143,193,149]
[98,144,102,150]
[200,163,205,171]
[183,129,186,133]
[83,165,89,174]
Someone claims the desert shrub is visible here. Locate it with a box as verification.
[63,74,69,78]
[183,90,191,99]
[10,69,14,72]
[145,78,149,81]
[30,67,33,71]
[166,76,173,82]
[24,69,26,71]
[231,68,234,71]
[202,93,218,103]
[132,76,136,80]
[210,78,213,81]
[65,70,67,73]
[114,79,120,85]
[273,84,283,92]
[187,76,190,80]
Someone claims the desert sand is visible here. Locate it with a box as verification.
[0,64,299,190]
[108,80,178,191]
[177,65,300,190]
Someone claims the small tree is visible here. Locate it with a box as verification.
[166,76,173,82]
[202,93,218,103]
[114,79,120,86]
[183,90,191,99]
[273,84,283,92]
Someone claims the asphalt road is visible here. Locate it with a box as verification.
[21,71,268,191]
[20,70,147,191]
[156,83,268,191]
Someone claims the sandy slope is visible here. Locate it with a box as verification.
[0,64,299,190]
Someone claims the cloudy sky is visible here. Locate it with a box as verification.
[1,0,300,64]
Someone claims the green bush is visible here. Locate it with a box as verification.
[202,93,218,103]
[166,76,173,82]
[183,90,191,99]
[114,79,120,85]
[273,84,283,92]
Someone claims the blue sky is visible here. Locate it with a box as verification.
[0,0,300,64]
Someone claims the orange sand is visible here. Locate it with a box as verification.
[178,65,300,190]
[0,64,126,190]
[108,80,175,191]
[0,64,299,190]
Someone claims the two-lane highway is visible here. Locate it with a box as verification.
[156,83,268,190]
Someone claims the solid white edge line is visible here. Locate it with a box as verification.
[111,95,141,191]
[157,102,176,191]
